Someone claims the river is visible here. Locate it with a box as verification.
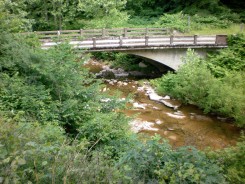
[85,60,241,150]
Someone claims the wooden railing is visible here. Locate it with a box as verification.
[41,35,228,50]
[34,28,169,41]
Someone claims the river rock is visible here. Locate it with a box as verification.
[133,102,147,109]
[163,95,171,100]
[193,114,213,122]
[137,86,145,92]
[139,62,147,68]
[155,119,163,125]
[115,73,129,78]
[167,127,175,131]
[160,99,180,109]
[129,71,147,77]
[174,111,184,116]
[168,135,177,141]
[148,93,164,101]
[130,119,158,133]
[102,65,110,70]
[117,68,124,72]
[96,70,115,78]
[166,112,185,119]
[152,106,161,110]
[217,117,227,122]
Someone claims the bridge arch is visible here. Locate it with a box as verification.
[122,48,210,70]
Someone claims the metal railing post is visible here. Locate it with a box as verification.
[102,28,106,37]
[145,35,149,46]
[215,35,227,45]
[92,37,96,48]
[194,35,197,45]
[119,36,123,46]
[123,28,128,37]
[57,30,61,40]
[170,35,173,45]
[145,28,148,36]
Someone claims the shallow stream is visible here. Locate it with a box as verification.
[85,60,241,150]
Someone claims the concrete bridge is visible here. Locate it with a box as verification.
[35,28,228,70]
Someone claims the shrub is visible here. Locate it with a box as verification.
[0,116,124,183]
[155,12,189,33]
[118,135,225,183]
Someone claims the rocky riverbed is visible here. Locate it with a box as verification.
[85,60,241,150]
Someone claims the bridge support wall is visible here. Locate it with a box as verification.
[124,48,212,70]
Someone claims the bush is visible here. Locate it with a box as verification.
[0,116,125,183]
[155,12,189,33]
[155,12,234,33]
[210,135,245,183]
[118,135,225,183]
[0,33,133,153]
[207,34,245,77]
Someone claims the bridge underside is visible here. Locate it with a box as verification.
[122,48,211,70]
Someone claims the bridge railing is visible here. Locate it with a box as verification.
[41,35,227,50]
[34,27,169,41]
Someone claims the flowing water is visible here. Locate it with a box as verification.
[85,60,242,150]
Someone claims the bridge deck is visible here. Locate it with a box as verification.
[30,28,228,51]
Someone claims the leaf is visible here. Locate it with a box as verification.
[42,161,48,166]
[18,158,26,165]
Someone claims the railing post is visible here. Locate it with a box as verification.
[92,37,96,48]
[102,28,106,37]
[145,28,148,36]
[215,35,227,45]
[194,35,197,45]
[119,36,123,46]
[145,35,149,46]
[57,30,61,40]
[80,29,83,37]
[170,35,173,45]
[123,28,128,37]
[240,23,244,32]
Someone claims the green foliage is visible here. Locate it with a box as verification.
[207,34,245,77]
[155,12,234,33]
[78,0,127,18]
[191,14,232,29]
[0,32,134,147]
[0,0,33,32]
[210,135,245,183]
[0,116,125,183]
[82,9,129,29]
[155,12,189,33]
[152,49,245,126]
[118,135,225,183]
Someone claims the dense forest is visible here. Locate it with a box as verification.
[0,0,245,183]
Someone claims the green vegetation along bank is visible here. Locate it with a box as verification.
[151,34,245,127]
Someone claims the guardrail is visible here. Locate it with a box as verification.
[41,35,228,50]
[34,28,169,41]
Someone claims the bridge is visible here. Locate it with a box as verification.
[34,28,228,70]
